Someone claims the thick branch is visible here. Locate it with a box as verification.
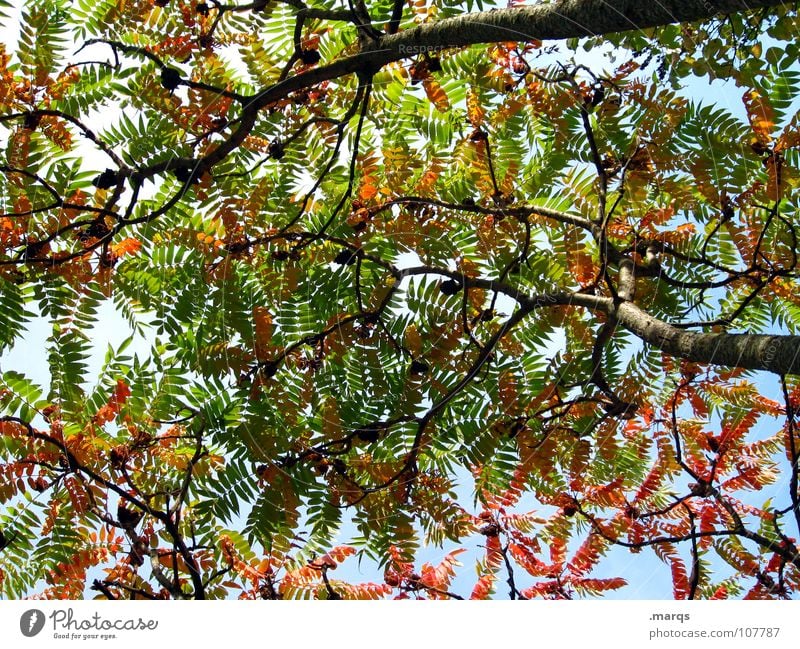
[370,1,788,55]
[521,291,800,376]
[247,1,790,113]
[613,301,800,376]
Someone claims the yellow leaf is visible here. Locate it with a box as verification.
[404,324,422,356]
[466,88,484,126]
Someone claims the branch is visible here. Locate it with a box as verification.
[334,252,800,377]
[781,376,800,535]
[369,1,790,56]
[276,0,357,22]
[242,1,790,121]
[612,300,800,376]
[387,0,404,34]
[1,416,208,599]
[500,542,525,600]
[83,39,246,102]
[684,503,701,600]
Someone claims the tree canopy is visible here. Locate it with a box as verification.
[1,0,800,600]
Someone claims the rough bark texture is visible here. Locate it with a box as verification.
[375,0,791,55]
[239,1,794,163]
[248,0,792,111]
[614,302,800,376]
[554,293,800,375]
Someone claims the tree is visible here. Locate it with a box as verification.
[0,0,799,600]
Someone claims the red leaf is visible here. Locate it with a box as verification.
[113,379,131,406]
[686,387,709,418]
[484,534,503,569]
[719,409,759,452]
[583,476,625,507]
[310,545,356,569]
[572,577,627,594]
[634,462,666,503]
[654,543,689,599]
[568,533,607,577]
[470,574,495,599]
[508,542,549,577]
[419,549,465,593]
[549,537,567,571]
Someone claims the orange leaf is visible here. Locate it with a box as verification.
[93,403,116,426]
[466,88,484,126]
[485,534,503,569]
[359,180,378,201]
[654,543,690,599]
[498,371,520,414]
[113,379,131,407]
[420,549,465,594]
[423,77,449,112]
[583,476,625,507]
[252,306,273,349]
[719,408,759,452]
[508,542,549,577]
[743,89,775,145]
[686,387,709,418]
[634,462,666,503]
[111,237,142,258]
[94,379,131,425]
[568,533,607,576]
[310,545,356,569]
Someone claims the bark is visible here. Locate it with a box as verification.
[229,0,795,170]
[247,0,792,111]
[375,1,791,55]
[614,301,800,376]
[562,293,800,376]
